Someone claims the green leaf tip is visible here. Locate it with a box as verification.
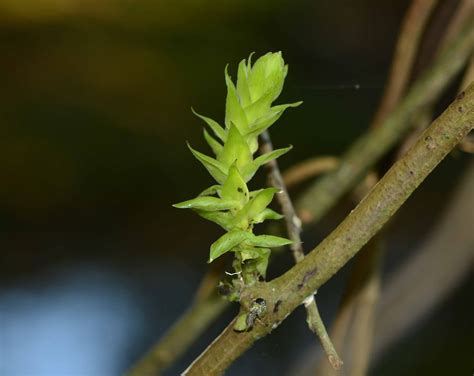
[173,196,238,211]
[187,142,227,184]
[191,107,226,142]
[209,230,250,262]
[248,234,292,248]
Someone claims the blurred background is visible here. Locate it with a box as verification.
[0,0,472,375]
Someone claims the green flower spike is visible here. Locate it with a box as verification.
[174,51,302,291]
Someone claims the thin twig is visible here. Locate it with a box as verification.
[318,5,474,374]
[282,156,339,189]
[316,178,380,376]
[370,0,439,129]
[280,154,378,224]
[295,17,474,223]
[260,131,342,370]
[342,242,382,376]
[403,0,474,156]
[182,83,474,376]
[316,237,383,376]
[438,0,474,56]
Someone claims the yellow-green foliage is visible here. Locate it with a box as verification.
[174,52,301,283]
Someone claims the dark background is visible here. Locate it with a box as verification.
[1,1,472,375]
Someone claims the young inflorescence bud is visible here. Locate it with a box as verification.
[174,52,301,287]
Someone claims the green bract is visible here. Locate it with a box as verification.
[174,52,301,286]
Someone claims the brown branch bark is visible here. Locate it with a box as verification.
[289,162,474,376]
[182,83,474,376]
[316,2,443,373]
[313,5,473,373]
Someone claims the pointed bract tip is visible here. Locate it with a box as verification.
[248,52,255,65]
